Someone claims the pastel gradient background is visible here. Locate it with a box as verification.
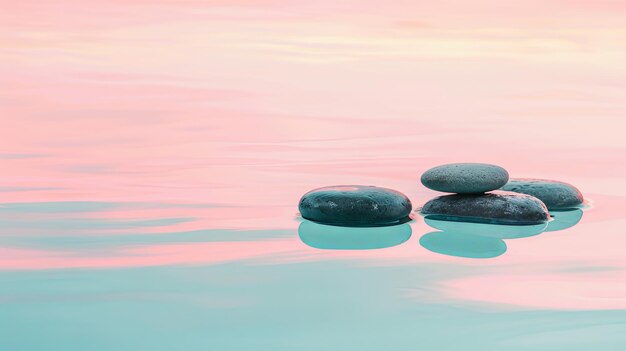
[1,1,626,350]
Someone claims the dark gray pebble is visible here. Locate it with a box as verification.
[420,191,550,225]
[500,178,584,210]
[421,163,509,194]
[298,185,412,227]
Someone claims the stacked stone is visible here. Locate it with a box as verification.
[420,163,584,225]
[420,163,543,224]
[296,164,585,229]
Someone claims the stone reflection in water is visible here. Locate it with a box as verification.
[420,208,584,259]
[419,231,507,259]
[298,220,412,250]
[546,209,584,232]
[424,217,548,239]
[419,217,542,258]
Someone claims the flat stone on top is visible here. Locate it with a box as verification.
[421,163,509,194]
[298,185,412,227]
[500,178,584,210]
[420,191,550,225]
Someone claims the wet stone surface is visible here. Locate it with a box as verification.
[421,163,509,194]
[500,178,584,210]
[298,185,412,227]
[420,191,550,225]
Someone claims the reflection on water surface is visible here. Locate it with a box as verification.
[2,0,626,349]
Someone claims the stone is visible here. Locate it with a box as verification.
[298,185,412,227]
[500,178,584,210]
[420,163,509,194]
[420,191,550,225]
[298,220,412,250]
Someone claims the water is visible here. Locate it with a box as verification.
[2,2,626,350]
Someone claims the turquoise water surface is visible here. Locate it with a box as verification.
[1,196,625,350]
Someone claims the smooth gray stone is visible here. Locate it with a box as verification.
[420,163,509,194]
[420,191,550,225]
[298,185,412,227]
[500,178,584,210]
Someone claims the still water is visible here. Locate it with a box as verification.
[2,2,626,350]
